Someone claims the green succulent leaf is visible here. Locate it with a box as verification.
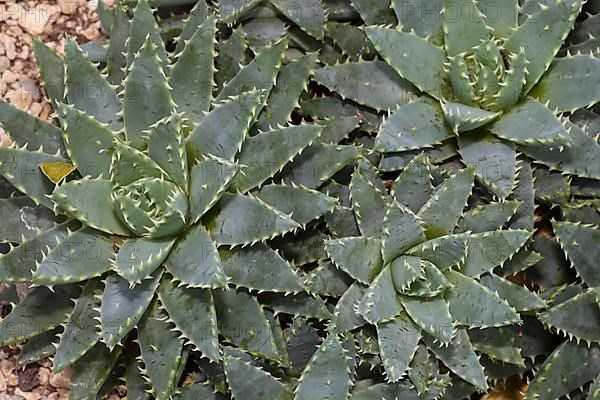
[0,100,64,155]
[100,272,161,348]
[382,200,426,264]
[408,345,451,396]
[58,103,116,179]
[169,16,216,123]
[468,326,523,366]
[215,26,247,91]
[391,0,444,44]
[158,279,220,362]
[497,247,543,277]
[553,220,600,286]
[32,39,65,105]
[390,256,425,292]
[105,4,130,85]
[538,291,600,344]
[271,0,325,39]
[146,113,188,190]
[459,229,531,278]
[32,227,114,285]
[187,90,263,162]
[526,340,600,400]
[417,167,474,238]
[222,243,306,293]
[280,143,362,189]
[377,313,421,382]
[53,279,102,372]
[256,184,337,226]
[331,283,367,333]
[365,27,450,100]
[390,153,434,212]
[224,353,293,400]
[444,269,521,328]
[261,292,332,320]
[50,178,130,235]
[494,49,528,111]
[189,157,238,224]
[400,295,454,344]
[17,329,58,368]
[0,196,56,244]
[590,379,600,400]
[234,124,323,192]
[442,0,490,56]
[350,164,388,237]
[522,121,600,179]
[402,260,451,297]
[424,329,488,391]
[304,261,353,297]
[407,232,469,270]
[110,141,166,186]
[64,38,121,130]
[508,160,535,230]
[448,55,476,106]
[350,382,427,400]
[477,0,517,39]
[138,303,185,400]
[173,1,209,54]
[219,0,262,22]
[213,289,280,362]
[173,383,222,400]
[124,356,151,400]
[127,0,168,68]
[313,60,419,111]
[208,193,300,245]
[375,97,453,153]
[325,237,383,285]
[113,177,188,239]
[124,36,174,149]
[0,284,80,346]
[295,334,351,400]
[164,223,227,289]
[326,22,376,60]
[358,266,404,324]
[113,237,175,284]
[479,273,545,312]
[441,102,500,133]
[0,221,72,283]
[459,200,521,233]
[215,38,287,103]
[490,99,570,146]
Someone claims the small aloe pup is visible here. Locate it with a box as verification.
[314,0,600,199]
[0,0,356,398]
[324,156,545,396]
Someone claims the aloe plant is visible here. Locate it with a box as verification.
[0,1,366,398]
[311,0,600,200]
[321,155,548,395]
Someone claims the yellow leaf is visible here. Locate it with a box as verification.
[39,162,76,184]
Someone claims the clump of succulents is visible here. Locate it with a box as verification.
[0,0,361,398]
[312,0,600,200]
[0,0,599,399]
